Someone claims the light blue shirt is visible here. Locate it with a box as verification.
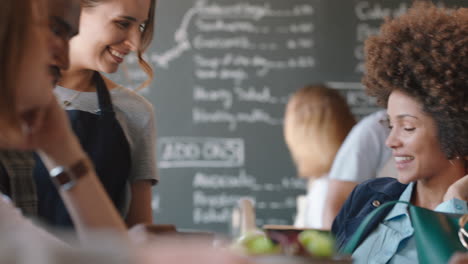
[352,182,468,264]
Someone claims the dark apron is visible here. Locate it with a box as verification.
[33,72,131,229]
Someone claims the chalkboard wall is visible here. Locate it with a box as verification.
[110,0,467,234]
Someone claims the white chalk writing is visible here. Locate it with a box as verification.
[193,191,249,208]
[151,0,315,68]
[193,207,232,224]
[193,86,233,109]
[234,86,278,104]
[193,35,255,50]
[192,108,283,131]
[192,170,257,189]
[196,2,314,20]
[196,18,269,34]
[355,2,409,21]
[158,137,244,168]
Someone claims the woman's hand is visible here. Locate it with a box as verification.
[29,97,86,167]
[444,175,468,202]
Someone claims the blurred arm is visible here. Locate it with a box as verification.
[126,180,154,227]
[322,180,357,229]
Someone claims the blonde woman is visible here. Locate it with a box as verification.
[284,85,356,229]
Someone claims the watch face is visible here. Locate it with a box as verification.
[55,171,72,185]
[50,167,73,187]
[49,159,89,190]
[53,171,77,191]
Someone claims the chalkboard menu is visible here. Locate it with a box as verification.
[110,0,467,234]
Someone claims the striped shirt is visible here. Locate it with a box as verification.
[0,150,37,216]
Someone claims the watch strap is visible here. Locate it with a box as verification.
[49,158,91,191]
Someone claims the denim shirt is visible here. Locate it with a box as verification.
[332,178,407,250]
[352,182,468,264]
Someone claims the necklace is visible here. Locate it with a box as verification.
[63,90,82,107]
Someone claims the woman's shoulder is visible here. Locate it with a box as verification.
[336,178,406,225]
[110,87,156,134]
[111,86,154,114]
[333,178,407,250]
[355,177,406,197]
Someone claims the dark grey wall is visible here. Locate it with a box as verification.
[111,0,467,234]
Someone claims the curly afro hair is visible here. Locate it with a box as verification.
[364,2,468,160]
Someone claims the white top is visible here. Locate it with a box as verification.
[294,176,328,229]
[54,85,158,217]
[0,194,132,264]
[328,110,395,183]
[0,194,63,246]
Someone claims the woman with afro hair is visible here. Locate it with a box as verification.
[332,2,468,263]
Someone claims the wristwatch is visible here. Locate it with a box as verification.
[49,158,91,191]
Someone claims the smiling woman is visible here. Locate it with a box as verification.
[71,0,155,85]
[383,90,461,186]
[32,0,159,230]
[332,2,468,263]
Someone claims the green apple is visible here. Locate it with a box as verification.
[298,230,335,257]
[236,232,281,255]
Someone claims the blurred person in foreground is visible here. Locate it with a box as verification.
[0,1,251,263]
[0,0,126,242]
[0,0,81,218]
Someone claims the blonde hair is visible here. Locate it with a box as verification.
[81,0,156,90]
[0,0,45,138]
[284,85,356,178]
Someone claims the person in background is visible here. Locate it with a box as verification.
[0,0,126,242]
[34,0,158,229]
[0,0,81,218]
[284,85,356,229]
[322,109,396,229]
[332,3,468,263]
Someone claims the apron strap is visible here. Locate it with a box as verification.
[93,71,114,114]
